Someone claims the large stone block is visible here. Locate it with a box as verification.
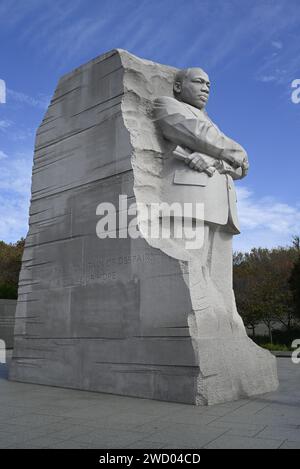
[10,49,278,405]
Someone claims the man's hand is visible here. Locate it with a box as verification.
[226,144,249,170]
[226,147,249,178]
[186,153,216,176]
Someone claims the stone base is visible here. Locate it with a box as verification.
[9,332,278,406]
[194,336,278,405]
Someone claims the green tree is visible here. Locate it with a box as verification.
[292,235,300,251]
[234,252,263,338]
[0,238,25,299]
[234,246,298,342]
[289,254,300,322]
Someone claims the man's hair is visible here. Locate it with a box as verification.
[173,69,189,97]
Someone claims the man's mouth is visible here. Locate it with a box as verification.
[199,94,208,102]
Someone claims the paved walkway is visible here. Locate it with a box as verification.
[0,354,299,449]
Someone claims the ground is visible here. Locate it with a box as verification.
[0,353,299,449]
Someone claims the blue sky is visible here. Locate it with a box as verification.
[0,0,299,251]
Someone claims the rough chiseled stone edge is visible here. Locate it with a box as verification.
[117,49,279,405]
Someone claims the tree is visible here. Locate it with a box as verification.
[0,238,25,299]
[292,235,300,251]
[289,254,300,322]
[236,297,262,339]
[234,252,263,338]
[234,246,298,342]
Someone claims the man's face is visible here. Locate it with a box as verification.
[177,68,210,110]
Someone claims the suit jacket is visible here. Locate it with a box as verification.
[153,96,248,234]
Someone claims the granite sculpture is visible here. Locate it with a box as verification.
[10,49,278,404]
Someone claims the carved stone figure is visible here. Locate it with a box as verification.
[151,67,248,337]
[150,66,279,403]
[153,67,248,231]
[10,50,278,405]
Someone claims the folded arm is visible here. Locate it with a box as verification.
[153,97,248,175]
[174,145,246,179]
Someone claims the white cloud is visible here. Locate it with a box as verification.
[0,0,54,30]
[271,40,283,50]
[0,150,8,160]
[0,152,32,242]
[0,193,30,243]
[234,186,300,252]
[0,120,12,131]
[0,119,34,142]
[7,89,50,110]
[256,67,288,85]
[259,75,277,83]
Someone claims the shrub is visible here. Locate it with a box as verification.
[261,343,290,352]
[0,283,18,299]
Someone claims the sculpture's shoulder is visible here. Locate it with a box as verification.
[153,96,189,120]
[153,96,181,107]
